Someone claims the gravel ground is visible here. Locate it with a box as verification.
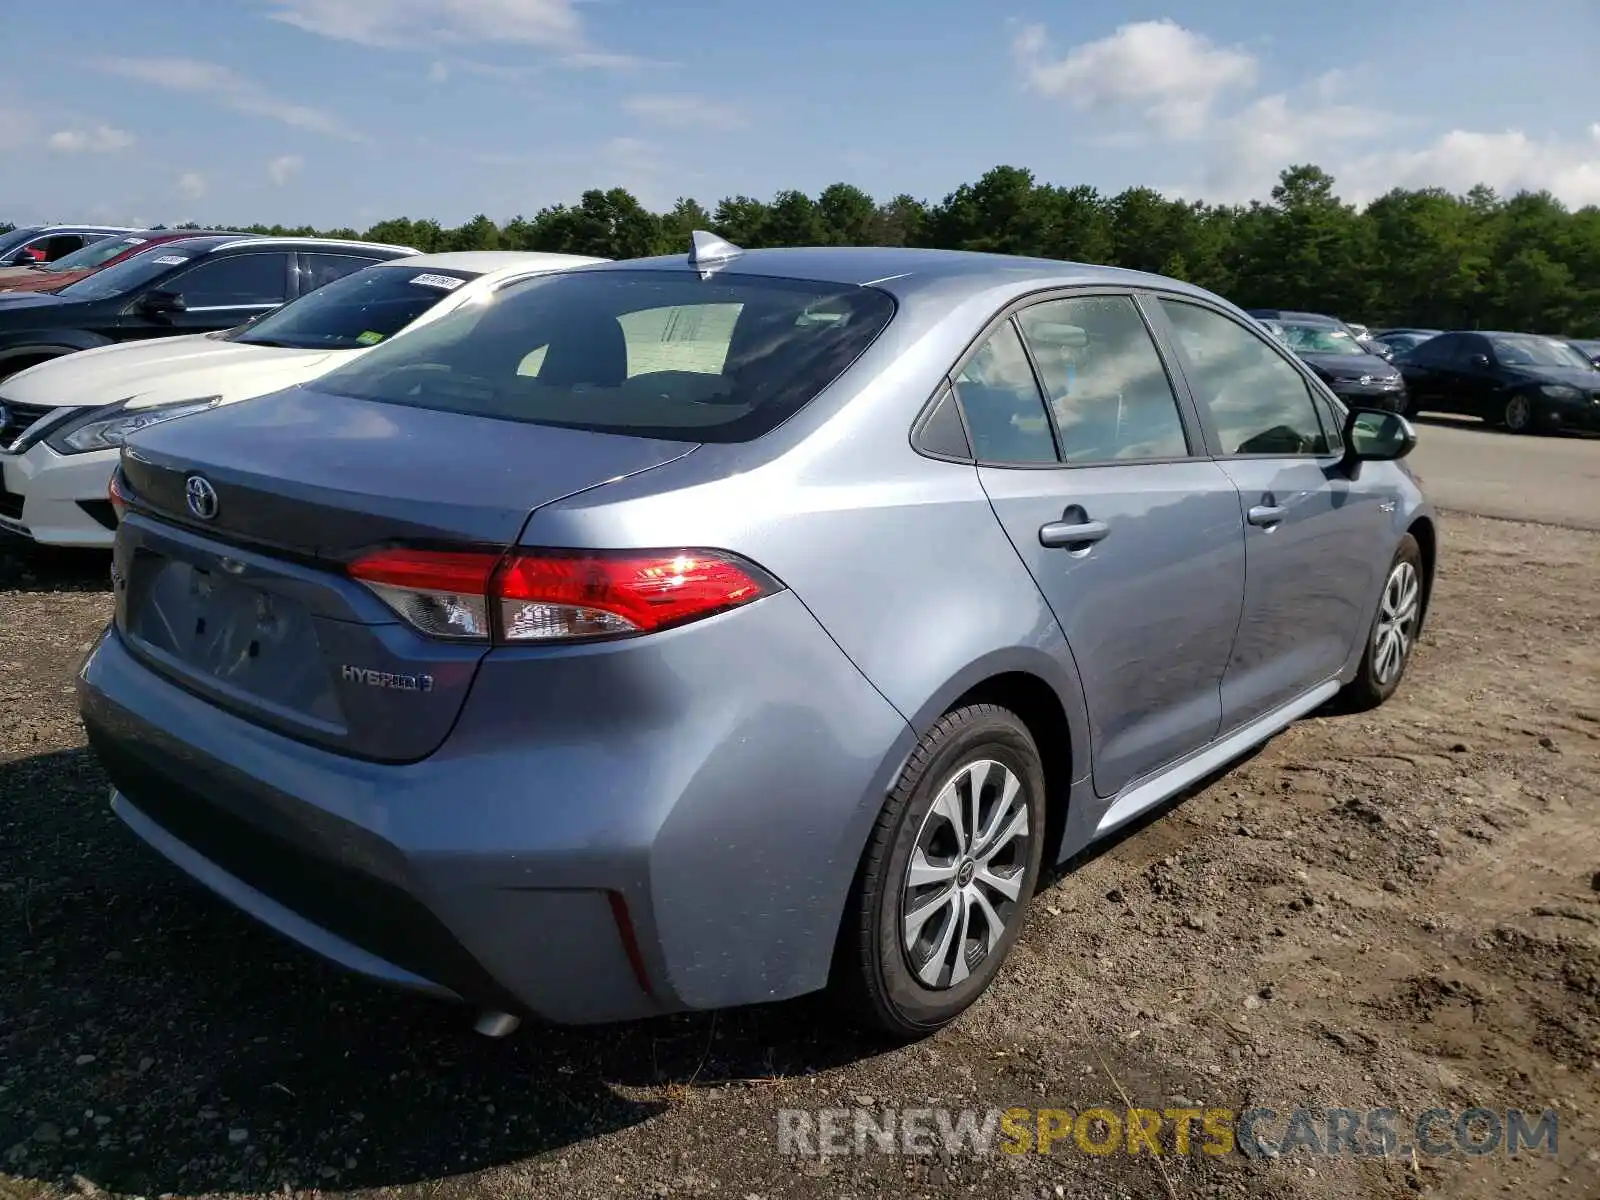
[2,512,1597,1200]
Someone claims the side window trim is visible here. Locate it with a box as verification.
[1142,293,1339,461]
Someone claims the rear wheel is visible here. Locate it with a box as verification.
[1340,534,1424,711]
[835,704,1046,1039]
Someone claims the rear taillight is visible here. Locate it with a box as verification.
[107,470,129,521]
[348,547,779,644]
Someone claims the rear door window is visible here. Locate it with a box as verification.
[1016,295,1190,462]
[951,319,1058,464]
[167,252,291,308]
[299,252,390,294]
[312,269,897,442]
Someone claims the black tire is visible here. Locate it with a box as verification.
[1500,392,1538,434]
[1340,534,1424,712]
[834,703,1047,1039]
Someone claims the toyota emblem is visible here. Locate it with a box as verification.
[185,474,219,521]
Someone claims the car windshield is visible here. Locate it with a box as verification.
[1488,335,1593,369]
[40,235,149,273]
[230,264,479,350]
[1569,339,1600,356]
[312,268,898,443]
[1280,323,1368,355]
[55,245,202,301]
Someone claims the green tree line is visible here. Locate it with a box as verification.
[14,163,1600,334]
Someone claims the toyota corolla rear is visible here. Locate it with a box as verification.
[76,261,913,1025]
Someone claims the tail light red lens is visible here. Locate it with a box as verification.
[107,470,129,521]
[348,547,779,644]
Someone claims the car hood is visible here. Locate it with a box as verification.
[1298,351,1397,377]
[0,267,92,294]
[0,291,70,310]
[1505,365,1600,389]
[0,334,347,410]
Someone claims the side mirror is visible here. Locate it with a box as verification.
[1469,353,1491,369]
[1343,407,1416,466]
[140,289,186,316]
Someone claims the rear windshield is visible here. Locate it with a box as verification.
[311,268,897,442]
[43,235,148,273]
[56,245,199,301]
[230,264,478,350]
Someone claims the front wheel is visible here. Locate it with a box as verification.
[834,704,1046,1039]
[1500,392,1538,434]
[1340,534,1424,711]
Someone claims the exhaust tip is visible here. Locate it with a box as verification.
[473,1010,521,1039]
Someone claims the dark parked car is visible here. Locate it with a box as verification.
[0,235,418,383]
[1395,330,1600,434]
[0,229,254,295]
[1255,315,1407,411]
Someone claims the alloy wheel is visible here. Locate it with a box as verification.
[1504,394,1533,432]
[900,759,1031,990]
[1372,559,1421,687]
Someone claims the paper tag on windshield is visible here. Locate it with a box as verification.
[411,273,464,291]
[125,238,147,245]
[356,330,385,345]
[151,255,189,266]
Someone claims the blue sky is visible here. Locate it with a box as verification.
[3,0,1598,229]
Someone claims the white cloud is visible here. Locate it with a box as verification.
[1192,92,1383,201]
[1023,19,1600,209]
[175,172,207,201]
[264,0,634,66]
[428,61,451,83]
[621,95,746,132]
[47,124,136,153]
[93,56,362,142]
[1337,126,1600,208]
[1014,19,1256,138]
[267,154,304,186]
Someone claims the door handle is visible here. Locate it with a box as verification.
[1247,504,1286,528]
[1039,519,1109,549]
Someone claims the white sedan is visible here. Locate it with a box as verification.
[0,251,605,547]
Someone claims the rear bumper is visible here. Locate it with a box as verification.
[0,441,118,547]
[77,589,914,1024]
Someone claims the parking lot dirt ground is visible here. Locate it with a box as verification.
[2,509,1598,1200]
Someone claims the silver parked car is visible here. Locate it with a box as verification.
[79,236,1435,1039]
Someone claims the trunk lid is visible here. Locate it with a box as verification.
[113,387,699,761]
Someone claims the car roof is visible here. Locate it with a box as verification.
[370,250,604,275]
[237,237,420,255]
[1246,308,1343,325]
[578,245,1220,306]
[33,224,141,234]
[124,234,416,257]
[1473,330,1567,338]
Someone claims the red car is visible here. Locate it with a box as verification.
[0,229,254,294]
